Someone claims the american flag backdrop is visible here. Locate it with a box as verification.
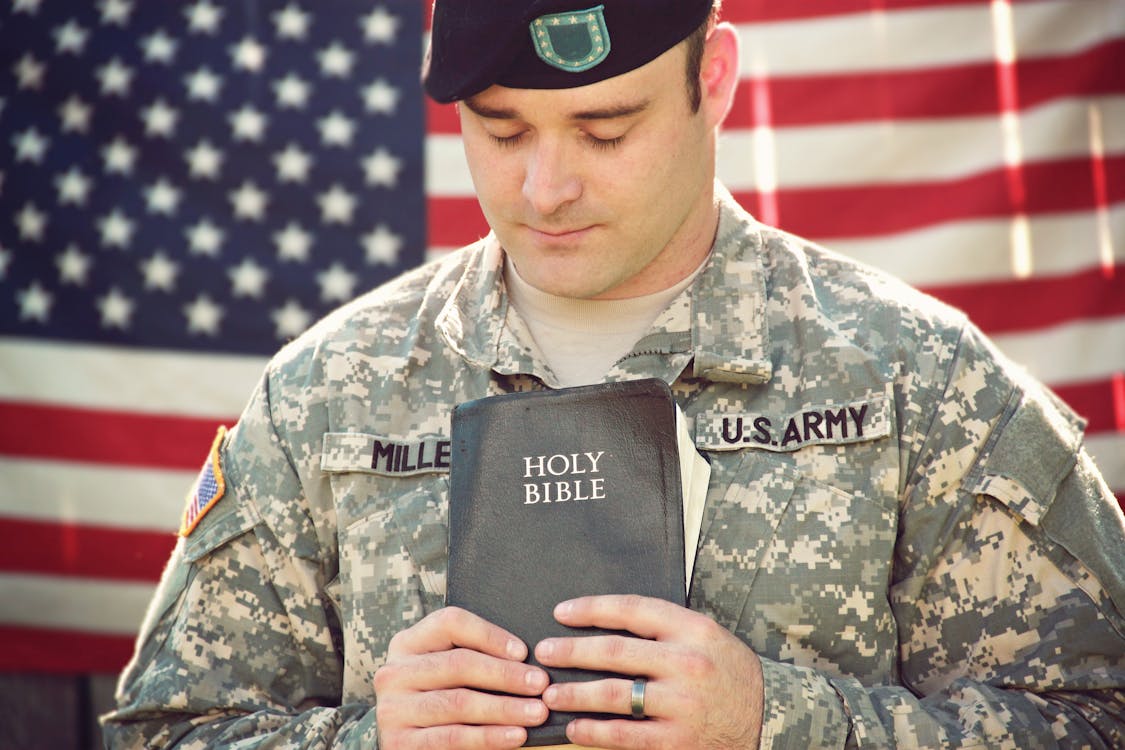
[0,0,1121,676]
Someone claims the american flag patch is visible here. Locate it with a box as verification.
[179,426,228,537]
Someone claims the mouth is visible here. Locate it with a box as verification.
[525,225,596,242]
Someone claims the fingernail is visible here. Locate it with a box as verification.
[525,701,545,719]
[506,638,524,659]
[555,601,573,618]
[538,640,555,658]
[526,669,547,690]
[504,728,523,744]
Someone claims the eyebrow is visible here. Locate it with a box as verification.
[462,97,651,122]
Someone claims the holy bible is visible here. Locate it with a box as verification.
[447,378,710,747]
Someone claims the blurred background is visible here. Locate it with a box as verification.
[0,0,1121,746]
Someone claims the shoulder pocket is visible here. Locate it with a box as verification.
[966,387,1084,526]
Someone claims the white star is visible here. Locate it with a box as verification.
[228,256,269,298]
[317,262,357,302]
[14,53,46,90]
[185,0,223,35]
[141,29,178,64]
[186,139,223,180]
[101,136,137,175]
[272,299,311,339]
[186,218,224,256]
[141,98,178,138]
[184,294,223,336]
[361,6,399,44]
[98,209,134,249]
[185,66,223,101]
[16,202,47,242]
[13,127,49,163]
[231,36,267,72]
[54,21,89,54]
[273,73,310,109]
[230,105,267,142]
[363,224,403,266]
[318,41,354,77]
[229,180,269,221]
[17,282,53,323]
[317,110,354,147]
[274,221,312,261]
[13,0,43,14]
[97,57,134,96]
[318,184,356,225]
[363,147,401,188]
[58,95,93,133]
[99,0,133,26]
[362,78,399,115]
[140,251,179,292]
[97,288,134,329]
[57,244,92,285]
[56,167,93,206]
[273,142,311,183]
[273,3,310,40]
[145,178,181,215]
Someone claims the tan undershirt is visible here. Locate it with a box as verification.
[504,255,707,388]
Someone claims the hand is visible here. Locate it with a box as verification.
[535,595,764,750]
[373,606,550,749]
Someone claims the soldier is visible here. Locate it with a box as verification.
[103,1,1125,748]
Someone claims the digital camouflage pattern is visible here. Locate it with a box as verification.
[103,193,1125,748]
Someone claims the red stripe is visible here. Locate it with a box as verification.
[0,625,135,674]
[726,38,1125,128]
[427,155,1125,247]
[0,518,174,583]
[1053,378,1125,436]
[921,265,1125,335]
[0,401,230,471]
[721,0,1049,24]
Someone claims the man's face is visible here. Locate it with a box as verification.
[458,42,717,300]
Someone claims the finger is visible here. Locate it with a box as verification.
[553,595,700,640]
[388,606,528,661]
[377,647,549,696]
[404,688,548,728]
[381,724,528,750]
[565,717,669,750]
[535,633,666,677]
[542,677,657,719]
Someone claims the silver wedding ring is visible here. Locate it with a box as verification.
[630,676,647,719]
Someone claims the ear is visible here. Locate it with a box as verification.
[699,22,740,129]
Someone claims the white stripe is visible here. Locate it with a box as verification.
[0,458,189,531]
[829,205,1125,286]
[426,135,472,197]
[716,96,1125,190]
[0,573,154,635]
[1086,433,1125,492]
[734,0,1125,77]
[992,317,1125,384]
[0,337,266,416]
[426,96,1125,195]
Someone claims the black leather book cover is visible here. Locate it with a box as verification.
[447,378,687,746]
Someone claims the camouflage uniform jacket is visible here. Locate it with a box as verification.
[104,193,1125,748]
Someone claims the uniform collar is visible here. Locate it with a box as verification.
[436,188,774,386]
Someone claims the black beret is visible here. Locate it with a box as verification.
[424,0,716,103]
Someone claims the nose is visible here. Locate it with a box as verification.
[521,138,582,216]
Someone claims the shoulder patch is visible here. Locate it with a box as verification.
[179,426,228,537]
